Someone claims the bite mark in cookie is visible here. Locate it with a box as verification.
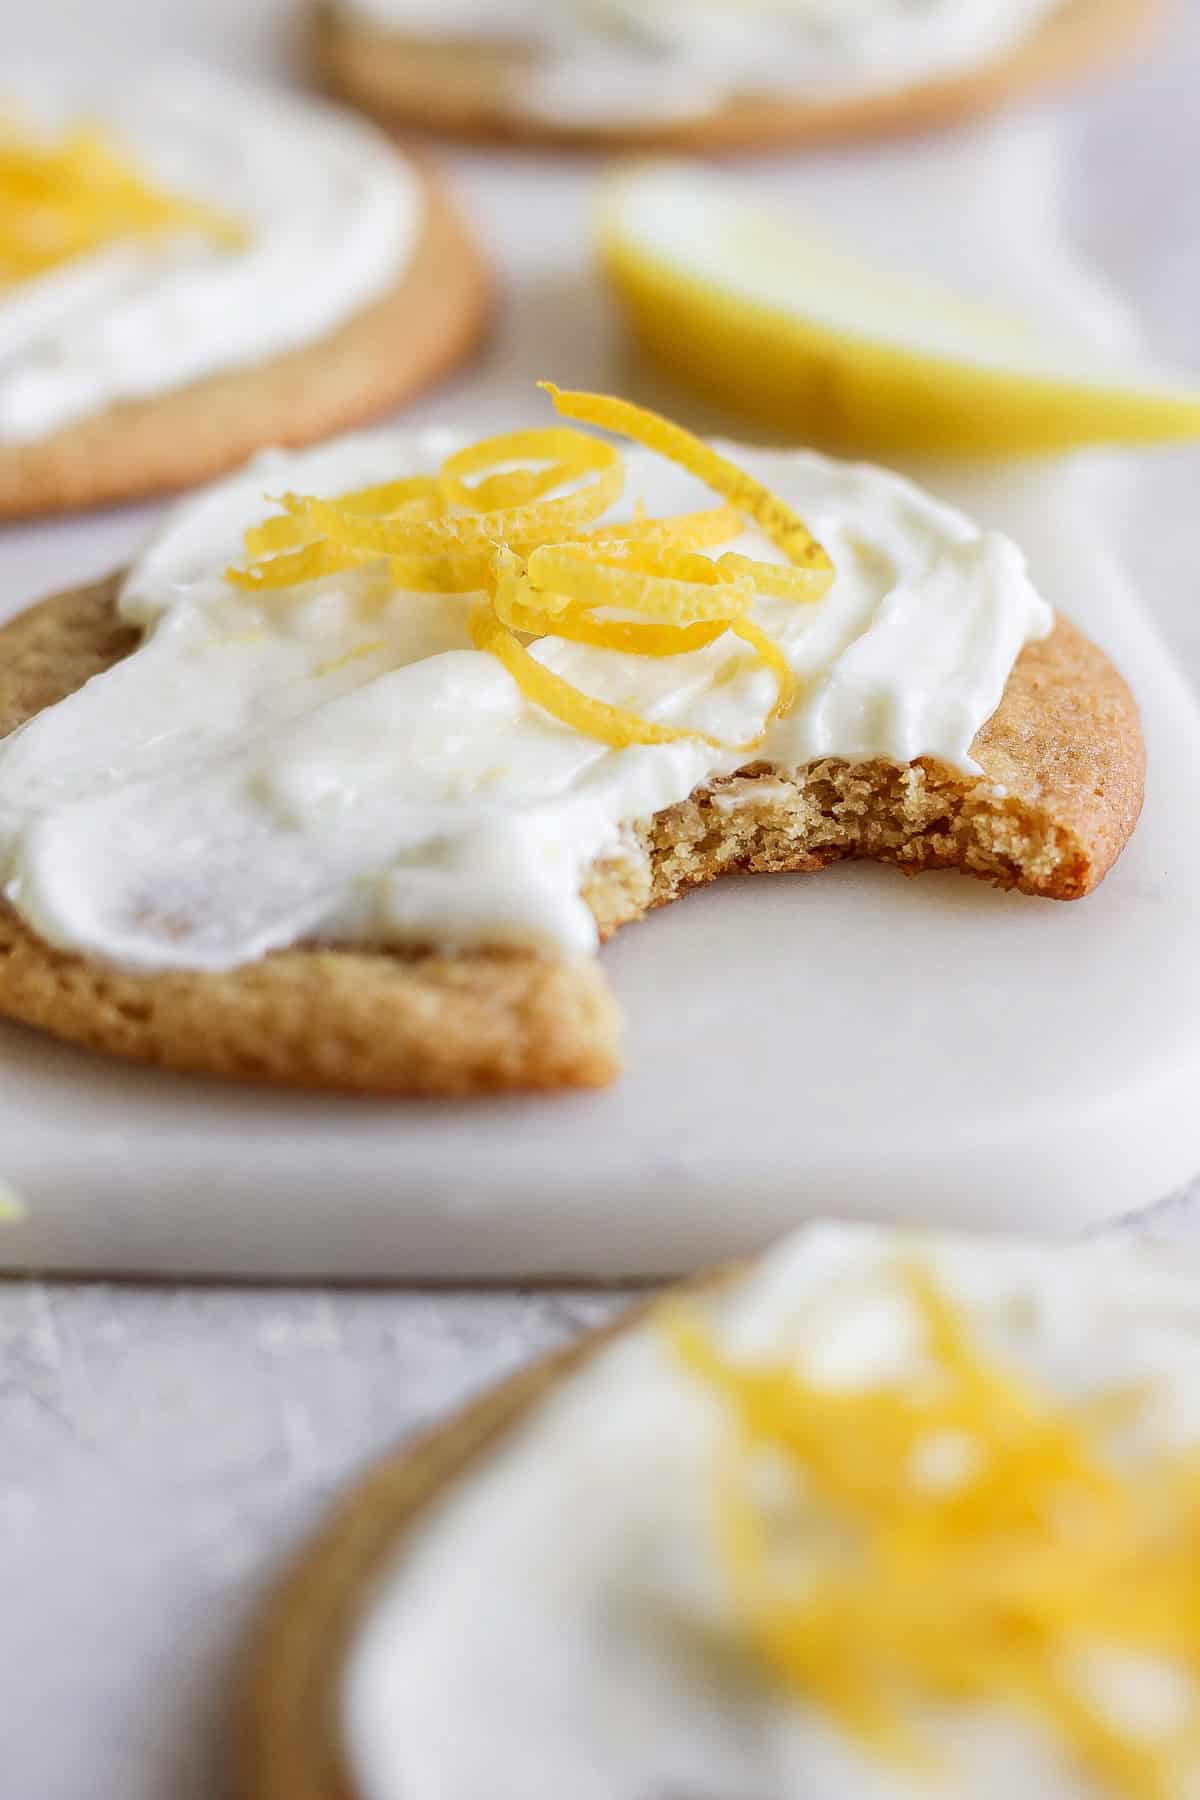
[0,396,1143,1093]
[0,591,1141,1094]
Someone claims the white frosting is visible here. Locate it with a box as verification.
[340,0,1064,122]
[0,68,422,442]
[0,431,1050,974]
[343,1224,1200,1800]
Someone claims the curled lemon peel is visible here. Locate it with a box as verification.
[234,485,448,587]
[499,597,728,660]
[313,639,387,678]
[664,1264,1200,1800]
[284,464,623,558]
[541,383,834,581]
[241,513,321,559]
[524,542,755,624]
[519,502,743,553]
[227,540,366,592]
[716,551,828,602]
[234,505,746,596]
[489,545,790,751]
[336,474,442,513]
[468,600,733,752]
[0,117,246,287]
[438,426,619,512]
[228,390,835,751]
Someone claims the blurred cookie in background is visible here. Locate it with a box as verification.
[240,1225,1200,1800]
[0,67,491,518]
[310,0,1160,151]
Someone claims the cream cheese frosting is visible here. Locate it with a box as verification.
[338,0,1065,123]
[0,430,1050,974]
[0,67,422,442]
[343,1224,1200,1800]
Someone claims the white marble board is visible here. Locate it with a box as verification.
[1,113,1198,1278]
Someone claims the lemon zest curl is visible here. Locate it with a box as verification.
[665,1264,1200,1800]
[0,116,245,286]
[227,394,834,752]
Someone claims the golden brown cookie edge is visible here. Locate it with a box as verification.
[0,578,622,1096]
[0,577,1144,1093]
[0,166,492,520]
[230,1282,702,1800]
[309,0,1161,153]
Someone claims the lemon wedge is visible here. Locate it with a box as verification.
[599,162,1200,456]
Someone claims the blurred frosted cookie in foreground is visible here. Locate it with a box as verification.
[311,0,1158,150]
[601,161,1200,455]
[0,389,1141,1094]
[239,1222,1200,1799]
[0,68,490,518]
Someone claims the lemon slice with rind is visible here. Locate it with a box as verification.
[599,161,1200,456]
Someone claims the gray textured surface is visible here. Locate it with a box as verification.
[3,1,1200,1795]
[0,1281,624,1799]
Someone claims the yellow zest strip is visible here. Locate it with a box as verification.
[728,618,797,719]
[237,480,444,579]
[335,509,749,598]
[333,476,442,516]
[314,640,387,677]
[227,540,366,591]
[0,120,246,286]
[243,479,441,560]
[521,503,743,552]
[439,427,615,512]
[541,383,834,583]
[665,1264,1200,1800]
[503,600,729,660]
[384,537,727,604]
[242,512,319,558]
[228,387,835,752]
[492,567,728,657]
[374,509,747,597]
[482,544,789,751]
[376,552,484,594]
[286,454,623,556]
[469,601,729,751]
[717,552,829,602]
[524,542,756,626]
[235,504,744,593]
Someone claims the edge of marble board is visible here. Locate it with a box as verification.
[2,465,1199,1278]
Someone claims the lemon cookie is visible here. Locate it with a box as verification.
[311,0,1157,151]
[0,390,1142,1093]
[0,68,490,518]
[237,1223,1200,1800]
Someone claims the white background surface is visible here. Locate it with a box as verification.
[4,1,1200,1793]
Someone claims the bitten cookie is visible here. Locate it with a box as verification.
[0,590,1142,1095]
[0,395,1145,1094]
[0,70,490,518]
[310,0,1157,153]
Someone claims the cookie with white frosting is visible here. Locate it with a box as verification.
[311,0,1157,151]
[0,393,1143,1092]
[0,68,490,517]
[237,1222,1200,1800]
